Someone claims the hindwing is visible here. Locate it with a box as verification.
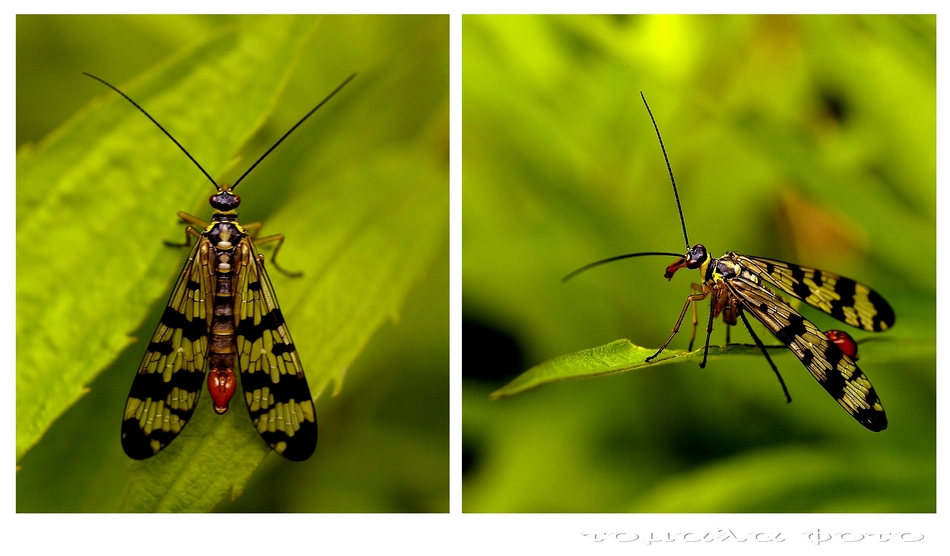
[233,237,317,461]
[121,237,214,459]
[726,276,887,431]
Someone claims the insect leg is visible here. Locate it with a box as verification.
[738,310,792,403]
[165,212,207,248]
[699,299,716,368]
[252,233,303,278]
[165,225,202,248]
[176,211,209,227]
[687,283,703,352]
[647,290,708,361]
[243,221,263,237]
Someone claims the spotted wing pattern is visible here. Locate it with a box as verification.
[726,276,887,431]
[121,238,214,459]
[233,238,317,461]
[737,255,895,333]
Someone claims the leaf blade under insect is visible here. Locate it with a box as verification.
[490,340,768,400]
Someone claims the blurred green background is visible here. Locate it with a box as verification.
[463,15,934,512]
[17,15,448,512]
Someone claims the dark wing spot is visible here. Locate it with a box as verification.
[801,348,814,366]
[824,342,844,369]
[814,343,846,398]
[237,309,284,343]
[788,264,812,300]
[127,366,205,409]
[828,302,846,323]
[867,288,896,330]
[258,420,317,461]
[834,278,857,305]
[147,341,174,356]
[818,365,847,399]
[237,318,264,343]
[774,313,807,345]
[121,419,169,459]
[242,369,309,406]
[160,307,206,342]
[855,408,887,432]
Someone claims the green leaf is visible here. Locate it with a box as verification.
[491,340,782,400]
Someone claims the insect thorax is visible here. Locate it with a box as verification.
[205,218,247,248]
[710,253,760,286]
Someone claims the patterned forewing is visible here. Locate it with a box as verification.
[234,239,317,460]
[121,238,214,459]
[726,277,887,432]
[737,255,895,333]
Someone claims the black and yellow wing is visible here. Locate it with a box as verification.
[233,238,317,461]
[727,277,887,431]
[737,255,895,333]
[121,238,214,459]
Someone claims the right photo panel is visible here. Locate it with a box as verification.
[462,14,935,512]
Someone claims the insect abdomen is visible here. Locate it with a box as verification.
[207,226,241,414]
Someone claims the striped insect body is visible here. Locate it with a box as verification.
[565,93,894,431]
[89,72,356,460]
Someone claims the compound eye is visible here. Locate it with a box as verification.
[686,244,707,269]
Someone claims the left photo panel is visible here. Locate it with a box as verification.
[16,14,449,512]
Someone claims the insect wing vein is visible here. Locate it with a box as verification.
[234,238,317,460]
[736,255,895,333]
[121,237,214,459]
[726,276,887,431]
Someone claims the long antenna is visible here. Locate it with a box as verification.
[231,73,356,190]
[640,92,689,251]
[562,251,682,282]
[84,72,220,189]
[563,94,693,282]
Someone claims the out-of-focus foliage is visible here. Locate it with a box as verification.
[463,15,934,512]
[17,14,448,512]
